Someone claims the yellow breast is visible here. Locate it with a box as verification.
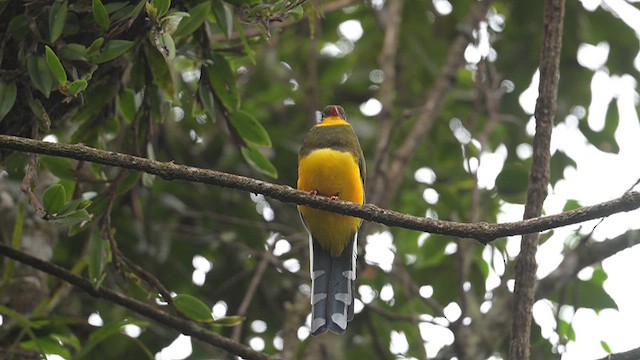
[297,148,364,256]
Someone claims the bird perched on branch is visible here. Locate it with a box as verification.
[297,105,366,335]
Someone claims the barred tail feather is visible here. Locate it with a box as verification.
[310,234,330,335]
[309,235,357,336]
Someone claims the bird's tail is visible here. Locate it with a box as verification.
[309,235,357,335]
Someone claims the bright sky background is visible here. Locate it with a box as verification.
[34,0,640,359]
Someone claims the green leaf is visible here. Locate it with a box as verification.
[288,5,304,20]
[49,209,92,226]
[117,172,141,195]
[58,179,75,202]
[45,46,67,85]
[28,99,52,130]
[126,0,147,20]
[27,56,54,98]
[550,150,576,185]
[234,18,256,64]
[600,340,612,354]
[160,10,190,34]
[0,80,17,122]
[59,197,86,215]
[87,37,105,55]
[153,0,171,17]
[211,316,245,327]
[211,0,232,38]
[68,79,88,95]
[144,43,175,97]
[592,267,608,284]
[495,163,529,203]
[145,1,158,20]
[80,319,149,358]
[92,0,110,31]
[88,231,105,286]
[198,76,216,122]
[160,32,176,60]
[578,101,620,154]
[72,75,118,126]
[104,2,129,14]
[59,43,88,61]
[92,39,134,64]
[40,155,75,179]
[118,88,137,122]
[20,336,70,360]
[562,199,580,212]
[0,305,38,330]
[207,53,239,111]
[8,15,29,39]
[43,184,67,214]
[173,1,210,39]
[230,110,271,147]
[241,146,278,178]
[49,0,68,42]
[53,333,81,353]
[550,277,617,311]
[0,305,42,355]
[173,294,213,321]
[558,319,576,341]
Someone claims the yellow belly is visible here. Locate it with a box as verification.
[297,148,364,256]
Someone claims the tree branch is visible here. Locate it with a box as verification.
[1,135,639,243]
[509,0,565,358]
[537,229,640,299]
[0,243,273,360]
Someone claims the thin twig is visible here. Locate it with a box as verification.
[0,244,273,360]
[19,153,45,218]
[231,247,273,342]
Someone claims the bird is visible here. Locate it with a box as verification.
[297,105,366,335]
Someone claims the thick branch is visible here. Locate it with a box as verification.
[1,135,640,243]
[509,0,565,359]
[0,243,273,360]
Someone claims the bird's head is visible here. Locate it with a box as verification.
[321,105,347,120]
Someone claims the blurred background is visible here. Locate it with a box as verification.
[1,0,639,359]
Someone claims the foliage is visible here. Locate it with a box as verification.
[0,0,638,359]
